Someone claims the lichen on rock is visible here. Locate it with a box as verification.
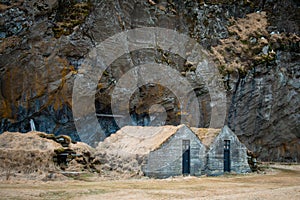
[52,0,92,38]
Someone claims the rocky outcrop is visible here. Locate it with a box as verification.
[227,49,300,162]
[0,0,299,161]
[0,0,92,140]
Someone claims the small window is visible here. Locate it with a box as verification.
[224,140,230,150]
[182,140,190,151]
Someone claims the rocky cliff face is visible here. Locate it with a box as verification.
[0,0,299,161]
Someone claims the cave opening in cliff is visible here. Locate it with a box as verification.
[128,83,181,127]
[94,83,182,137]
[94,48,212,137]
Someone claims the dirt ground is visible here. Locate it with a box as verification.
[0,163,299,200]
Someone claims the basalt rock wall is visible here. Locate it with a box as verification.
[0,0,299,161]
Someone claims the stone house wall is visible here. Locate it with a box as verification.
[206,126,251,175]
[143,125,206,178]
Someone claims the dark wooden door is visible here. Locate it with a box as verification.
[182,140,190,174]
[224,140,231,172]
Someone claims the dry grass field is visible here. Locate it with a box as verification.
[0,163,299,200]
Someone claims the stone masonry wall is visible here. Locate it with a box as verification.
[144,126,206,178]
[206,126,251,175]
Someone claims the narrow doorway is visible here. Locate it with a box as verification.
[182,140,190,175]
[224,140,231,172]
